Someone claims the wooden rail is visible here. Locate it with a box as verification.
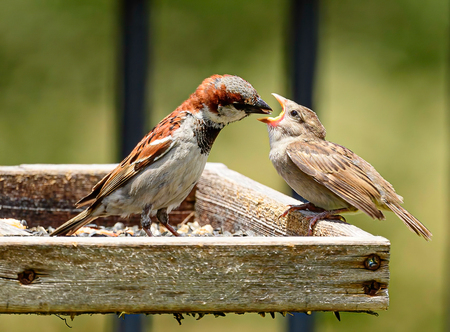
[0,163,390,314]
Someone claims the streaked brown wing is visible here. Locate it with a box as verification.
[286,140,384,219]
[75,111,183,208]
[75,172,111,207]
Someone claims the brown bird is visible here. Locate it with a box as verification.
[50,75,271,237]
[258,93,431,240]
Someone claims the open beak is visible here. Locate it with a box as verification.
[258,93,288,125]
[244,97,272,114]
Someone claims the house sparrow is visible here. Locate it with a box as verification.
[50,74,272,237]
[258,93,432,240]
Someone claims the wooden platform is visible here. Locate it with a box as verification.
[0,163,390,315]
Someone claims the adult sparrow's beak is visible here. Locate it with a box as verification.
[258,93,287,125]
[244,97,272,114]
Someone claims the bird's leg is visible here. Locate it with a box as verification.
[156,208,181,237]
[141,204,153,237]
[303,208,350,236]
[280,202,325,218]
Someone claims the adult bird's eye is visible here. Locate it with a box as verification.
[232,102,247,110]
[290,110,298,117]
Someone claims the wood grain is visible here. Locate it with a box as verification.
[0,163,390,314]
[0,236,389,314]
[196,163,375,237]
[0,164,195,229]
[0,163,376,237]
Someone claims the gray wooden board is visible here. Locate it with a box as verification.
[0,163,390,314]
[0,236,389,314]
[197,163,376,237]
[0,163,380,237]
[0,164,195,228]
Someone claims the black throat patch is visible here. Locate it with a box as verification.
[194,120,223,155]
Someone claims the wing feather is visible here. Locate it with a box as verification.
[286,140,384,219]
[75,111,184,208]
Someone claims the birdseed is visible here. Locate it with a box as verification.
[23,220,257,237]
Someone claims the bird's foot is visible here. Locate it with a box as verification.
[303,210,347,236]
[141,205,153,237]
[280,202,325,218]
[143,227,153,237]
[157,208,181,237]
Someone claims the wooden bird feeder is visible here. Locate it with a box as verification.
[0,163,389,316]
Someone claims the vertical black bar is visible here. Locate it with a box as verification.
[286,0,319,331]
[115,315,145,332]
[288,313,315,332]
[288,0,319,110]
[118,0,149,159]
[114,0,150,331]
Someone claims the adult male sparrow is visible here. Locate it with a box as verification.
[258,93,431,240]
[51,74,272,237]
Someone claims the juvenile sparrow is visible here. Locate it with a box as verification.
[258,93,432,240]
[51,75,272,237]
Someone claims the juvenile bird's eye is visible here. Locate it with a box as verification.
[290,110,298,117]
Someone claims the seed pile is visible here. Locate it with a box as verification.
[2,219,257,237]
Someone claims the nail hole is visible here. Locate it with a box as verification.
[364,280,382,296]
[18,270,36,285]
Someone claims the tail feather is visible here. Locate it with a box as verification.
[385,202,432,241]
[50,209,97,236]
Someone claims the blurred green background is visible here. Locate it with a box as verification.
[0,0,447,331]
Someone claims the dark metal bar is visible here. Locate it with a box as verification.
[286,0,320,331]
[288,312,316,332]
[287,0,319,110]
[115,0,150,331]
[115,315,147,332]
[118,0,150,159]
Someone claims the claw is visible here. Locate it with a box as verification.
[141,204,153,236]
[279,204,350,236]
[280,205,294,219]
[306,215,322,236]
[289,207,350,236]
[157,208,181,237]
[279,202,325,219]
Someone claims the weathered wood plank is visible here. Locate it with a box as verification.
[0,164,390,314]
[196,163,375,237]
[0,236,389,314]
[0,164,195,229]
[0,163,375,237]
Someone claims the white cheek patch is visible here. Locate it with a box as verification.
[211,105,247,124]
